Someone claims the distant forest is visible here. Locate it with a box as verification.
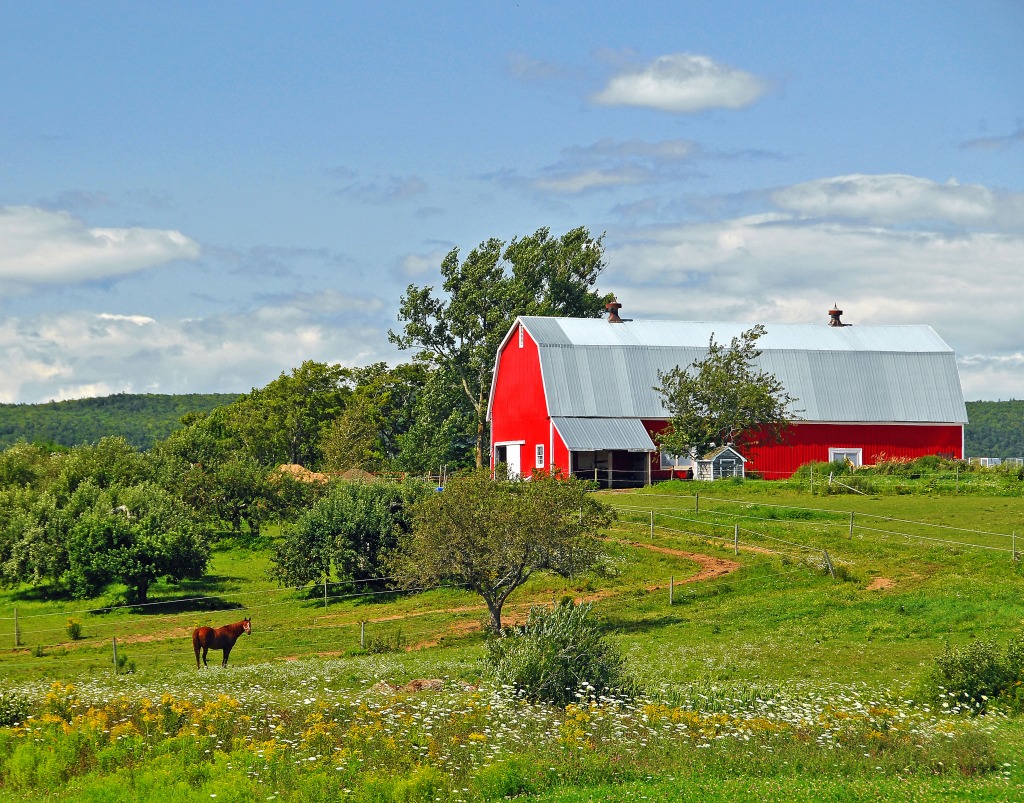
[0,393,1020,458]
[0,393,242,450]
[964,400,1024,458]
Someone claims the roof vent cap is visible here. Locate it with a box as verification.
[606,298,623,323]
[828,305,850,327]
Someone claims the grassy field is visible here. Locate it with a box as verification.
[1,479,1023,801]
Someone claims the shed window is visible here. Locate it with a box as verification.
[829,448,863,467]
[535,444,544,468]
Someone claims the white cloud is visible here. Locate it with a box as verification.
[0,206,201,287]
[525,138,699,195]
[593,54,767,113]
[605,176,1024,400]
[534,166,655,194]
[0,291,397,403]
[397,249,451,278]
[773,174,1024,228]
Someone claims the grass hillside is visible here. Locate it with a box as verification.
[0,393,241,450]
[1,480,1023,800]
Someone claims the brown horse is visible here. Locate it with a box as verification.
[192,617,251,669]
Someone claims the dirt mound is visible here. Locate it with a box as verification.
[276,463,330,484]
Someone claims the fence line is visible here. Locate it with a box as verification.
[852,524,1011,552]
[0,574,424,622]
[7,581,473,641]
[608,493,1020,557]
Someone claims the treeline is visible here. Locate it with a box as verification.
[0,227,615,608]
[0,393,241,450]
[964,400,1024,458]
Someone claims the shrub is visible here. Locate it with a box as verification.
[486,600,631,706]
[364,628,407,654]
[0,689,31,727]
[65,618,83,641]
[928,633,1024,713]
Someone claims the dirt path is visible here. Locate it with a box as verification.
[47,541,745,659]
[406,541,743,650]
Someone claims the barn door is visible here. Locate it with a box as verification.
[505,443,522,478]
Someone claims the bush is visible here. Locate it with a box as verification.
[0,689,31,727]
[486,600,630,706]
[929,633,1024,713]
[65,619,83,641]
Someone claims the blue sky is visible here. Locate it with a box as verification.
[2,1,1022,403]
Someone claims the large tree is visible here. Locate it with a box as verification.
[391,469,613,631]
[389,227,611,468]
[272,479,427,588]
[655,325,799,459]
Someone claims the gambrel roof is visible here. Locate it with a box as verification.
[490,316,967,425]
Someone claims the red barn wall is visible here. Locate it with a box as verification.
[742,422,964,478]
[490,324,568,473]
[642,421,963,480]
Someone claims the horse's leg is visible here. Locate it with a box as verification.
[202,646,209,668]
[222,645,232,668]
[195,643,201,670]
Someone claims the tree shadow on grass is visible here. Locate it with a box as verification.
[600,612,691,636]
[126,596,246,617]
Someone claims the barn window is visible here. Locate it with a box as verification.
[829,448,863,467]
[536,444,544,468]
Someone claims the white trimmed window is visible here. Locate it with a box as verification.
[829,448,863,466]
[660,449,694,470]
[536,444,544,468]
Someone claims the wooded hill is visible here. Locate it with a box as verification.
[964,399,1024,458]
[0,393,1019,457]
[0,393,241,450]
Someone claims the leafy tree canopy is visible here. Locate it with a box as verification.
[656,325,800,459]
[389,227,612,468]
[272,479,428,588]
[391,469,613,631]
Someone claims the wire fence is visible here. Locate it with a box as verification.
[4,489,1021,673]
[606,492,1023,564]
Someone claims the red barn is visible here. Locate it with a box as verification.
[487,305,967,486]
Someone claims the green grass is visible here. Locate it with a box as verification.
[2,478,1024,800]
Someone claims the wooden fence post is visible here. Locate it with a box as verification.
[112,638,119,675]
[734,524,739,555]
[695,493,699,515]
[669,576,674,606]
[360,621,366,650]
[13,608,18,648]
[324,580,328,608]
[823,550,835,579]
[650,510,654,539]
[849,511,855,539]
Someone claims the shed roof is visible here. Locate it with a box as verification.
[551,417,656,452]
[494,317,967,425]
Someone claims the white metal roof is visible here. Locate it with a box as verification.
[551,417,657,452]
[494,316,967,425]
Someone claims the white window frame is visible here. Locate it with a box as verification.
[535,444,545,469]
[518,325,524,348]
[829,448,863,466]
[659,449,694,470]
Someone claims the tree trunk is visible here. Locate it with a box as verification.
[128,576,149,605]
[484,597,503,632]
[475,415,486,470]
